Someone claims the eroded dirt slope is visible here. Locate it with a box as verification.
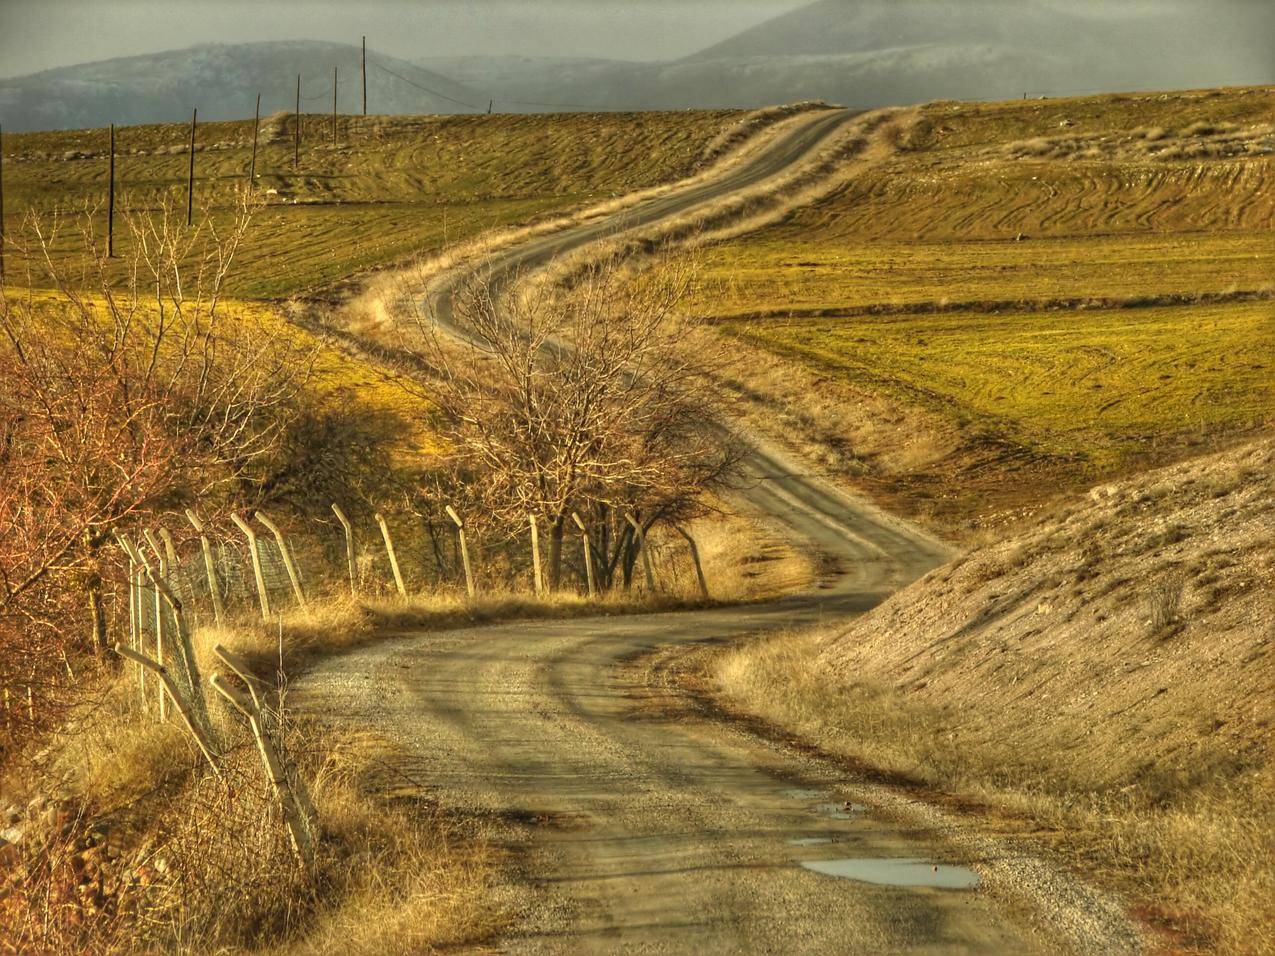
[818,439,1273,792]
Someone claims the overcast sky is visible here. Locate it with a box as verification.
[0,0,1239,79]
[0,1,814,77]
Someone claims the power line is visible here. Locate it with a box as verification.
[367,54,628,113]
[367,59,485,111]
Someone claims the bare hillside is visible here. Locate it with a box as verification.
[820,440,1273,794]
[717,438,1273,950]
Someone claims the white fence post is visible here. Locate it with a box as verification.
[375,513,408,597]
[446,505,475,599]
[331,503,357,595]
[185,509,225,626]
[572,512,597,598]
[255,510,308,608]
[672,524,710,600]
[625,514,657,592]
[231,513,272,621]
[529,513,544,596]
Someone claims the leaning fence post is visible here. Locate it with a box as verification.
[529,513,545,596]
[211,642,318,826]
[210,671,315,868]
[255,510,307,608]
[157,528,181,569]
[158,527,194,621]
[121,539,165,720]
[375,513,408,597]
[446,505,475,599]
[572,513,597,598]
[116,643,220,775]
[331,503,357,594]
[672,524,710,600]
[231,513,272,621]
[185,509,225,626]
[625,514,657,592]
[142,565,207,709]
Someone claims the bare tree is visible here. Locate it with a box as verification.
[0,187,316,719]
[403,253,739,589]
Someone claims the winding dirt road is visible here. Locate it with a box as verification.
[298,110,1140,954]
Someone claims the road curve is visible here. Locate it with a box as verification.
[298,110,1134,954]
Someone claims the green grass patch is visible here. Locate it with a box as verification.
[723,301,1273,466]
[694,233,1275,318]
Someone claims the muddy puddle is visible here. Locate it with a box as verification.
[800,857,981,889]
[814,802,867,820]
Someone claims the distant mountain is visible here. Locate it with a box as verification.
[678,0,1275,98]
[419,0,1274,112]
[0,41,488,132]
[3,4,1273,132]
[685,0,1078,60]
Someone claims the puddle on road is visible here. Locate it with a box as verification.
[801,857,981,890]
[814,802,867,820]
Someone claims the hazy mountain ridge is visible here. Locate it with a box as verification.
[2,2,1272,131]
[422,0,1273,111]
[0,40,487,132]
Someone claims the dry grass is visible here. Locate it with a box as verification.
[714,440,1275,953]
[0,649,504,954]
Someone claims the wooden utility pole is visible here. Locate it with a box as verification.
[332,66,338,146]
[488,99,493,115]
[294,74,301,169]
[186,109,197,226]
[107,123,115,257]
[1,122,6,281]
[249,92,260,185]
[361,36,367,115]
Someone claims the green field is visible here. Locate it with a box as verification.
[688,87,1275,523]
[2,110,738,297]
[693,233,1274,318]
[725,301,1272,466]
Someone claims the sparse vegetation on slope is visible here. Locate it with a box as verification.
[716,439,1274,954]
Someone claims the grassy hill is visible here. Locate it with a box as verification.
[1,109,739,297]
[688,87,1275,534]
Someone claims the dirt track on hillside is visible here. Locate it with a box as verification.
[296,110,1142,954]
